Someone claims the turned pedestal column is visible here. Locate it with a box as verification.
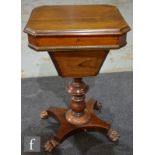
[66,78,90,125]
[24,5,130,152]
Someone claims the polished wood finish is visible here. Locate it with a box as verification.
[66,78,90,125]
[24,5,129,36]
[48,50,109,77]
[40,99,119,152]
[27,34,127,51]
[24,5,130,51]
[24,5,130,152]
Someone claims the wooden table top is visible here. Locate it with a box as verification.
[24,5,131,77]
[24,5,130,37]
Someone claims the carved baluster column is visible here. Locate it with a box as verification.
[65,78,91,125]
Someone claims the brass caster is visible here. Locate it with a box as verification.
[44,139,59,152]
[107,128,120,142]
[94,102,102,111]
[40,111,49,119]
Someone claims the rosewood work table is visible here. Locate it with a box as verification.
[24,5,130,152]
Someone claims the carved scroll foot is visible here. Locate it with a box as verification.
[44,139,59,152]
[40,111,49,119]
[40,99,119,152]
[94,102,102,111]
[107,128,120,142]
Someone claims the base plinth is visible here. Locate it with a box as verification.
[40,99,120,152]
[65,109,91,125]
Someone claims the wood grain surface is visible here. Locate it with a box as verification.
[24,5,130,36]
[24,5,130,51]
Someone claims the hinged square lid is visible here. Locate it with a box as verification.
[24,5,130,36]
